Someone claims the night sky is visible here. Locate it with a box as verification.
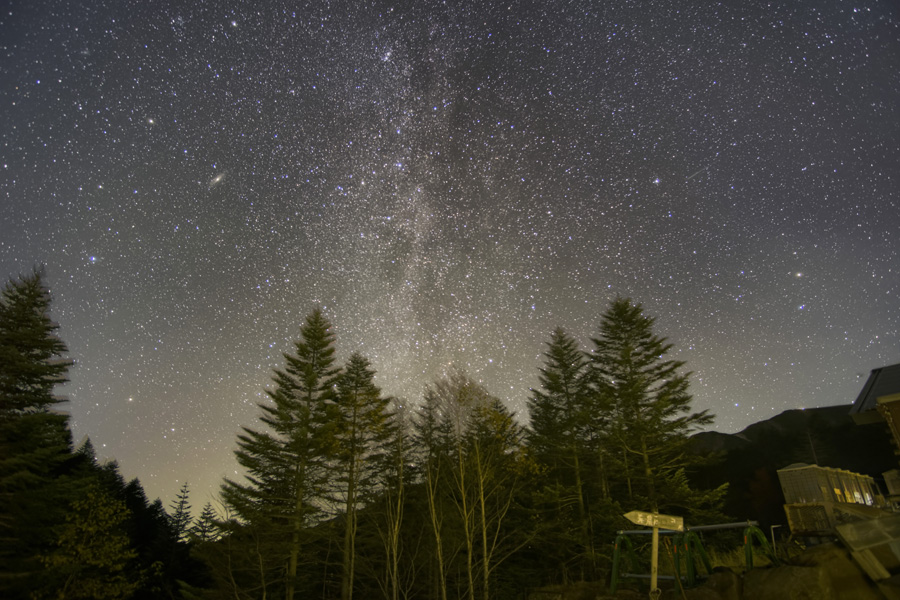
[2,0,898,507]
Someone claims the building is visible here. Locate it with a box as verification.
[778,463,884,536]
[849,362,900,443]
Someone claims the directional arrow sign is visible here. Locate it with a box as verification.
[624,510,684,532]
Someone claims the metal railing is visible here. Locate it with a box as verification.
[610,521,779,594]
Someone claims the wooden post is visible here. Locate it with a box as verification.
[650,512,659,597]
[621,508,682,599]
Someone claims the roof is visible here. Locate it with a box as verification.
[777,462,875,480]
[849,363,900,422]
[780,462,813,470]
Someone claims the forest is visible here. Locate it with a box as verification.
[0,270,729,600]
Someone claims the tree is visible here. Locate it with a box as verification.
[0,268,71,418]
[587,298,718,515]
[0,270,77,596]
[221,307,341,600]
[369,401,414,600]
[170,482,193,544]
[192,502,221,543]
[467,392,530,600]
[93,462,196,599]
[331,353,394,600]
[417,369,530,600]
[414,383,454,600]
[526,327,599,581]
[38,485,140,600]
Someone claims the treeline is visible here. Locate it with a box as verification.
[0,271,209,599]
[0,270,725,600]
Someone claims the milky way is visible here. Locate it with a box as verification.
[1,0,897,506]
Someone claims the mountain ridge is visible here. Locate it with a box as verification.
[689,404,896,527]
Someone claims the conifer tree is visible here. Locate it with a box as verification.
[587,298,715,514]
[527,327,600,580]
[0,269,71,417]
[169,482,193,543]
[192,502,220,543]
[528,328,590,472]
[221,307,340,600]
[332,352,394,600]
[0,270,76,595]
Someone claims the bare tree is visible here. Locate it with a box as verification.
[418,368,529,600]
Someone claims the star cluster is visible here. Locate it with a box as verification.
[1,0,897,505]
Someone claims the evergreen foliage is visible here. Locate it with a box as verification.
[0,270,209,599]
[332,352,395,600]
[587,297,723,516]
[527,327,603,582]
[94,463,205,599]
[0,270,77,596]
[0,278,738,599]
[0,269,71,418]
[192,502,221,543]
[170,482,193,543]
[220,307,341,599]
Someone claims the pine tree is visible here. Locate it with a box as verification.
[527,327,600,580]
[221,307,341,600]
[0,270,77,595]
[332,352,394,600]
[587,298,716,514]
[169,482,193,543]
[98,465,186,597]
[528,328,590,471]
[192,502,221,543]
[0,269,71,418]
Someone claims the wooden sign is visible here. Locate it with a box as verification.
[624,510,684,532]
[623,510,685,595]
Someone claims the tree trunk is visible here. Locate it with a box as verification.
[623,449,633,501]
[425,463,448,600]
[286,465,304,600]
[458,443,476,600]
[572,446,591,580]
[478,446,491,600]
[342,453,358,600]
[641,436,656,509]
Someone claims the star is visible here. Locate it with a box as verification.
[0,0,895,508]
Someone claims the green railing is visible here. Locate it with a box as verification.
[610,521,778,594]
[743,525,780,569]
[672,530,713,587]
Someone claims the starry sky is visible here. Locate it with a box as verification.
[1,0,898,507]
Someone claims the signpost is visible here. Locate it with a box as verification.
[624,511,684,532]
[624,510,684,597]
